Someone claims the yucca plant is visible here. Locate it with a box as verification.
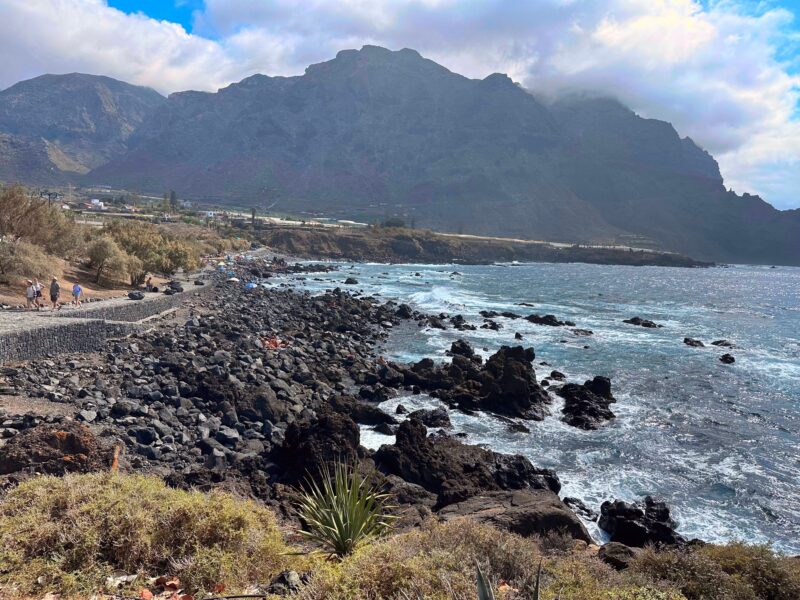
[294,462,398,557]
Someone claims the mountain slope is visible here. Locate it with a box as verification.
[88,46,798,264]
[0,73,165,182]
[1,48,797,264]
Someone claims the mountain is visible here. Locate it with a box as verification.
[0,73,165,182]
[1,48,798,264]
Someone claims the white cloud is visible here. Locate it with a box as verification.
[0,0,797,208]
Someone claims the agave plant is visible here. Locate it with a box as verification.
[476,564,495,600]
[294,461,398,557]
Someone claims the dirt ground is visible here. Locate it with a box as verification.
[0,259,170,307]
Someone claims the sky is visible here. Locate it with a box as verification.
[0,1,797,209]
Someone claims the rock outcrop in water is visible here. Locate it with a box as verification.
[556,376,616,429]
[623,317,663,328]
[398,342,552,420]
[599,496,686,547]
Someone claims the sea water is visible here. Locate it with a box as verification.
[273,262,800,553]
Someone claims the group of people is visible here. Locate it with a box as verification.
[25,277,82,310]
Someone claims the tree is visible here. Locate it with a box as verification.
[382,217,405,228]
[169,190,178,212]
[162,193,169,212]
[88,236,128,283]
[126,255,146,286]
[251,207,256,226]
[0,185,49,244]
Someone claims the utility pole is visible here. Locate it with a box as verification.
[39,189,60,208]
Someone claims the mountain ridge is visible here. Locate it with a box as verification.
[0,73,165,181]
[0,47,797,265]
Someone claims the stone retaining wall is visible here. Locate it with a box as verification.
[0,318,109,363]
[49,292,186,323]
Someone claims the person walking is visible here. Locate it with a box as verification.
[33,279,43,310]
[25,279,35,310]
[49,276,61,310]
[72,280,82,307]
[145,276,153,292]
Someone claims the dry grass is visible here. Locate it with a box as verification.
[0,473,795,600]
[298,519,684,600]
[0,473,297,597]
[630,543,800,600]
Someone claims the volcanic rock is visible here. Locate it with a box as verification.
[438,489,591,541]
[557,376,616,429]
[407,407,451,428]
[0,421,112,476]
[598,496,685,547]
[598,542,640,570]
[623,317,663,328]
[275,408,360,482]
[374,419,559,508]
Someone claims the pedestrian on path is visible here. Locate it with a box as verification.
[72,281,82,306]
[33,279,43,310]
[25,279,35,310]
[50,276,61,310]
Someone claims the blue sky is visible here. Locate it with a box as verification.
[107,1,203,33]
[1,0,798,208]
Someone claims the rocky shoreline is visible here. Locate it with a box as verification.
[0,255,691,568]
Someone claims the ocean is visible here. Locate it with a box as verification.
[272,261,800,553]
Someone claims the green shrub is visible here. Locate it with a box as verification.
[87,236,129,283]
[103,220,201,276]
[0,239,52,282]
[295,463,398,557]
[697,543,800,600]
[0,472,294,597]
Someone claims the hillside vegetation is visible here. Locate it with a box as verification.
[0,473,798,600]
[0,185,246,292]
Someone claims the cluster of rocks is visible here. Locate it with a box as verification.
[599,496,686,547]
[555,376,616,430]
[625,316,738,364]
[367,339,616,430]
[683,337,737,363]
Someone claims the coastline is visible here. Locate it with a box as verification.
[2,252,799,599]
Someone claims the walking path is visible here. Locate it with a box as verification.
[0,278,211,364]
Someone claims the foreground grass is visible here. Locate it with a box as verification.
[0,473,295,596]
[0,473,797,600]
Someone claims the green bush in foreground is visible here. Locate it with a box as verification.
[0,472,294,597]
[295,463,398,557]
